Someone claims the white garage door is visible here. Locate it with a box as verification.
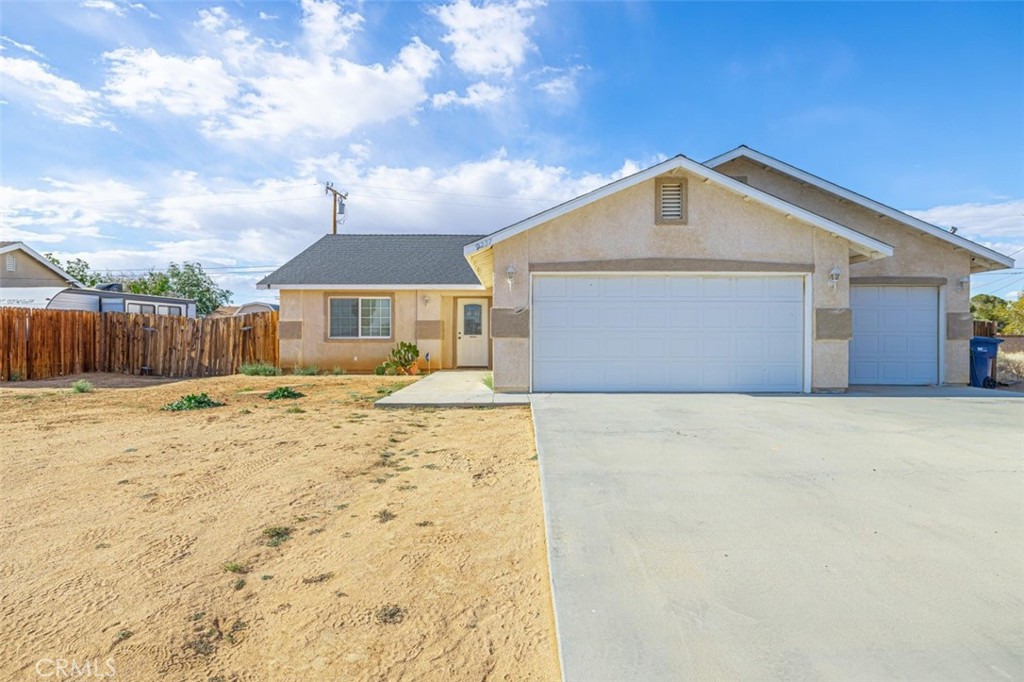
[531,274,805,392]
[850,286,939,385]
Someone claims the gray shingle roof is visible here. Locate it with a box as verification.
[258,234,486,287]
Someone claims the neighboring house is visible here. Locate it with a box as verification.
[0,241,197,317]
[260,147,1014,393]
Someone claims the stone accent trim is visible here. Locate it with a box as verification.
[491,308,529,338]
[415,320,443,340]
[850,276,946,286]
[279,320,302,340]
[815,308,852,340]
[946,312,973,340]
[529,258,814,273]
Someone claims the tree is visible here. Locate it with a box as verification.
[42,255,231,317]
[43,253,102,287]
[970,294,1010,331]
[1004,297,1024,335]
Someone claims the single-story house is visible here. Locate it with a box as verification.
[0,241,197,317]
[258,146,1014,393]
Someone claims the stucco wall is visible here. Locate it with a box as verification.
[278,288,490,372]
[0,250,68,288]
[490,171,857,392]
[716,158,973,384]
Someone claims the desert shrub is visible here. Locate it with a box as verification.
[330,366,346,375]
[292,365,319,376]
[262,526,292,547]
[998,351,1024,381]
[71,379,94,393]
[383,342,420,374]
[265,386,304,400]
[161,393,224,411]
[239,362,281,376]
[374,364,387,376]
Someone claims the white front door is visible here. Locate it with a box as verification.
[457,298,489,367]
[531,274,806,392]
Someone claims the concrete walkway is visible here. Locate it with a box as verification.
[533,391,1024,682]
[374,370,529,408]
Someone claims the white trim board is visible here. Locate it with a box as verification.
[465,155,893,262]
[704,146,1015,270]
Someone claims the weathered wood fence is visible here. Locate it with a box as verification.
[973,320,997,337]
[0,308,278,381]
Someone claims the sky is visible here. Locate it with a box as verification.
[1,0,1022,303]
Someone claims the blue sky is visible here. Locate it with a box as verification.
[2,0,1021,302]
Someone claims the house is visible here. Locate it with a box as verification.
[0,241,197,317]
[258,147,1014,393]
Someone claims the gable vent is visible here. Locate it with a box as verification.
[661,183,684,219]
[5,254,15,272]
[656,177,688,224]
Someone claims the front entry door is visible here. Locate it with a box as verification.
[457,298,489,367]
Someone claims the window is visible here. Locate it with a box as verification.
[5,254,15,272]
[157,305,182,316]
[655,177,688,225]
[463,304,482,335]
[329,297,391,338]
[127,302,156,314]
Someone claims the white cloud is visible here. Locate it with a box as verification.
[535,65,585,103]
[432,0,542,77]
[907,199,1023,265]
[2,151,644,300]
[300,0,364,58]
[0,36,46,59]
[80,0,159,19]
[0,56,113,129]
[432,81,506,108]
[258,11,279,21]
[103,47,237,116]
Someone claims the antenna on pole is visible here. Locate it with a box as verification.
[324,181,348,234]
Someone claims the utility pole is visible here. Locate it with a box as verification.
[324,182,348,234]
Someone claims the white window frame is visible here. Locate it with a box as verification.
[126,302,156,314]
[157,304,183,316]
[328,296,392,339]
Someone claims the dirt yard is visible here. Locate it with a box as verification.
[0,374,559,681]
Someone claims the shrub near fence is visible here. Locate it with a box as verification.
[0,308,278,381]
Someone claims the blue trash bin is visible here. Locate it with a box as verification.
[969,336,1003,388]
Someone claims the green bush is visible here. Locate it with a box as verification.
[374,364,387,375]
[292,365,319,376]
[161,393,225,411]
[71,379,94,393]
[265,386,304,400]
[239,362,281,376]
[330,366,347,376]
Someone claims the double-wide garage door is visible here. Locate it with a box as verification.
[532,274,805,392]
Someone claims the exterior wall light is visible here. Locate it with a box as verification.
[957,276,971,292]
[827,267,841,289]
[505,265,516,289]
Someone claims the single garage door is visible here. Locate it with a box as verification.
[532,274,805,392]
[850,286,939,385]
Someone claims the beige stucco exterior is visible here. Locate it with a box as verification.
[488,170,862,392]
[278,288,491,372]
[0,248,70,288]
[714,157,973,384]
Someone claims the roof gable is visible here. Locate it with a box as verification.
[0,242,84,287]
[258,234,487,289]
[705,146,1014,270]
[464,155,894,263]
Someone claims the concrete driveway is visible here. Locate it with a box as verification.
[532,388,1024,682]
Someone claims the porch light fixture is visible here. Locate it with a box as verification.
[505,264,516,289]
[422,295,431,305]
[827,267,841,289]
[957,276,971,292]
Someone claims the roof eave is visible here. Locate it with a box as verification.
[704,146,1015,269]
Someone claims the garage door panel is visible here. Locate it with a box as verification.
[532,275,805,392]
[850,286,938,385]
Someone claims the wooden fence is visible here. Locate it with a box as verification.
[0,308,278,381]
[974,320,997,337]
